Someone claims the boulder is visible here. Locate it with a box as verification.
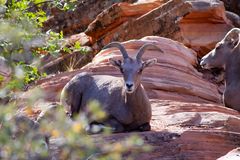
[85,0,166,43]
[43,0,137,35]
[25,36,221,103]
[84,0,234,56]
[0,56,11,85]
[50,100,240,160]
[218,148,240,160]
[93,99,240,160]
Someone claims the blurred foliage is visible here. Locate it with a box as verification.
[52,0,78,11]
[0,0,151,159]
[0,97,151,159]
[0,0,79,91]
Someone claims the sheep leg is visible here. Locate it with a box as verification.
[85,122,106,134]
[105,117,125,133]
[86,117,125,134]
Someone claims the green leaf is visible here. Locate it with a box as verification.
[0,75,4,82]
[0,0,6,5]
[74,41,81,50]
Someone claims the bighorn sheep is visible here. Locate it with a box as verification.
[200,28,240,111]
[60,42,163,133]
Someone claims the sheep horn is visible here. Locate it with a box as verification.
[136,43,163,62]
[223,28,240,42]
[103,42,129,59]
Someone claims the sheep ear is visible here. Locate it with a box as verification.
[109,58,122,68]
[142,58,157,69]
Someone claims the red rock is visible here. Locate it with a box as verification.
[43,0,136,35]
[218,147,240,160]
[85,1,164,43]
[25,36,220,103]
[85,0,234,56]
[66,32,92,46]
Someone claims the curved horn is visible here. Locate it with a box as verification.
[102,42,129,59]
[136,43,163,62]
[223,28,240,42]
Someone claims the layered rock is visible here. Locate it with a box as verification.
[218,148,240,160]
[49,99,240,160]
[42,0,239,75]
[84,0,234,56]
[85,1,166,43]
[43,0,136,35]
[26,36,221,103]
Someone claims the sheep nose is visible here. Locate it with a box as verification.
[126,83,133,89]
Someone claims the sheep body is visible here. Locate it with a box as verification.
[200,28,240,111]
[61,72,152,128]
[60,42,162,133]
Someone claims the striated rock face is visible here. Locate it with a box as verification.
[218,147,240,160]
[84,0,234,56]
[27,36,221,103]
[85,1,166,43]
[92,99,240,160]
[42,0,240,75]
[93,129,240,160]
[89,36,221,103]
[43,0,136,35]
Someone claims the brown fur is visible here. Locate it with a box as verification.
[200,28,240,111]
[60,42,163,133]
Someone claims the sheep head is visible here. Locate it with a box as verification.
[200,28,240,69]
[103,42,163,93]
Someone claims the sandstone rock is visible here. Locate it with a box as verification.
[46,98,240,160]
[43,0,136,36]
[87,36,221,103]
[85,0,234,56]
[218,148,240,160]
[66,32,91,47]
[150,99,240,130]
[39,46,95,74]
[85,99,239,160]
[85,1,165,43]
[23,36,221,104]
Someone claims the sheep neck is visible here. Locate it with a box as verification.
[225,49,240,87]
[124,84,150,111]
